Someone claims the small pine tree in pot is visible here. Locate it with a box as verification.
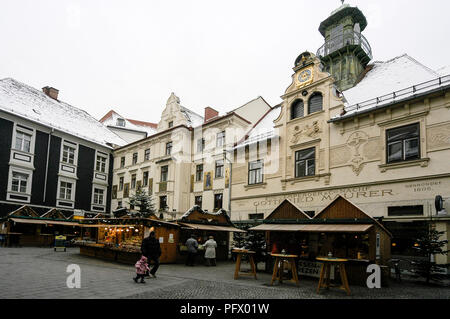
[412,223,448,284]
[128,187,157,218]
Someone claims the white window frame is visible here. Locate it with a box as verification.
[91,185,107,210]
[12,123,35,154]
[7,166,33,203]
[10,123,36,170]
[56,176,76,208]
[95,153,108,173]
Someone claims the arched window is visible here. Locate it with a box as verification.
[308,93,323,114]
[291,100,304,120]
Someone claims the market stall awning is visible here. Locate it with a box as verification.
[10,218,48,225]
[249,224,373,233]
[178,222,246,233]
[79,224,143,228]
[9,218,81,227]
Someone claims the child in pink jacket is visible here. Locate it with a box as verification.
[134,256,151,283]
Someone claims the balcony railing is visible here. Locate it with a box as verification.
[317,31,372,61]
[332,75,450,120]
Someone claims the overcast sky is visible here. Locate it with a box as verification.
[1,0,449,123]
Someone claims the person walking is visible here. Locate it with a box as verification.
[133,256,151,283]
[204,236,217,266]
[185,234,198,266]
[141,231,161,278]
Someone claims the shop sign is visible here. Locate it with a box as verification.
[297,260,334,279]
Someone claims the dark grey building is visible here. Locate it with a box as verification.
[0,78,126,217]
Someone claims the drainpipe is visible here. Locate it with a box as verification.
[223,149,233,218]
[43,128,54,203]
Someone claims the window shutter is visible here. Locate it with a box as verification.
[291,100,304,119]
[308,93,323,114]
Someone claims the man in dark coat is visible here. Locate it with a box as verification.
[141,231,161,278]
[185,234,198,266]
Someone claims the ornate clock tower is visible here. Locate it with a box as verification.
[316,3,372,91]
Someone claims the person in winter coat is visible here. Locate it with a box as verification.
[134,256,151,283]
[185,234,198,266]
[203,236,217,266]
[141,231,161,278]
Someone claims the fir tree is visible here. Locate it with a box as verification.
[412,223,448,284]
[128,187,156,218]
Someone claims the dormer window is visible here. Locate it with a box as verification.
[168,121,173,128]
[116,118,126,127]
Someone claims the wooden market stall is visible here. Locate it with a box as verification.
[177,206,246,262]
[0,205,82,247]
[249,196,392,286]
[76,217,180,264]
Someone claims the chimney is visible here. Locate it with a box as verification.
[42,86,59,100]
[204,106,219,122]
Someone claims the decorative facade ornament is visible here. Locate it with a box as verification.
[291,121,322,144]
[347,131,369,176]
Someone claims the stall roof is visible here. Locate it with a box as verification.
[80,224,142,228]
[10,218,48,225]
[178,222,246,233]
[9,218,81,226]
[249,223,373,233]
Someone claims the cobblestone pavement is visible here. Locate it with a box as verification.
[0,247,449,299]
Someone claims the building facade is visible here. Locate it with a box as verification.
[230,4,450,265]
[0,78,126,218]
[99,110,157,144]
[111,92,271,219]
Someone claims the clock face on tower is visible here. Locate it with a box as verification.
[298,69,312,83]
[295,67,314,88]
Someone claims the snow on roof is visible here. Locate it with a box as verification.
[100,110,157,136]
[436,65,450,76]
[0,78,126,148]
[237,105,281,147]
[336,54,445,119]
[180,105,204,128]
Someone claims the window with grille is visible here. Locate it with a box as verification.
[195,196,202,208]
[166,142,172,155]
[143,171,149,187]
[386,123,420,163]
[131,174,136,189]
[196,164,203,181]
[291,100,304,120]
[96,155,107,172]
[216,131,225,147]
[116,118,125,127]
[248,160,263,185]
[11,172,28,193]
[161,166,168,182]
[93,188,104,205]
[59,181,73,200]
[214,194,223,211]
[62,145,75,164]
[15,131,32,153]
[119,177,124,191]
[215,160,224,178]
[160,196,168,210]
[308,93,323,114]
[295,147,315,178]
[197,138,205,153]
